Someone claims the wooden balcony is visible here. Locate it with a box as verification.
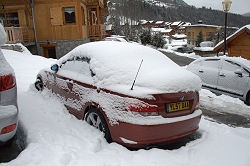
[88,24,106,40]
[5,27,34,44]
[86,0,104,8]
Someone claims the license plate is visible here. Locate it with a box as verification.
[166,101,190,112]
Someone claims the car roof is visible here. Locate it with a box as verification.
[58,41,201,95]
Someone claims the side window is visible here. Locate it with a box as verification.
[222,60,249,75]
[60,57,93,80]
[63,7,76,24]
[202,59,220,69]
[222,60,241,72]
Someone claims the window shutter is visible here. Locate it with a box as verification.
[50,7,63,26]
[18,10,27,27]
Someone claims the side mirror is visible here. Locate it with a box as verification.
[234,69,243,77]
[51,64,59,72]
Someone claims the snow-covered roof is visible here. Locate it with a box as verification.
[155,21,164,24]
[181,22,191,26]
[172,34,187,39]
[164,29,172,33]
[185,24,220,28]
[214,24,250,49]
[164,22,171,26]
[138,20,148,25]
[171,21,182,26]
[151,28,171,33]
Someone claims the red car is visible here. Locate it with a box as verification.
[35,41,202,149]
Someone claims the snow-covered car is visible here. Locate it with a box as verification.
[187,56,250,105]
[0,24,18,144]
[104,36,128,42]
[176,47,193,54]
[34,41,202,149]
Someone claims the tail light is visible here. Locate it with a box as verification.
[0,123,17,135]
[129,105,158,116]
[0,74,16,92]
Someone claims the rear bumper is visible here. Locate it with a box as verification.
[0,105,18,143]
[108,109,202,149]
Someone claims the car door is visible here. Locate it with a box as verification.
[198,59,221,89]
[54,57,94,110]
[217,59,249,97]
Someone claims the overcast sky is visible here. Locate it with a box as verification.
[183,0,250,14]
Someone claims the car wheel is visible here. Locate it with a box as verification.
[245,91,250,106]
[85,107,112,143]
[35,78,44,91]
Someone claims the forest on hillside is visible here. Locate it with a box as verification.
[108,0,250,27]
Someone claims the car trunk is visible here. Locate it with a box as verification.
[146,91,199,118]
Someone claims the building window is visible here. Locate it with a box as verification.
[63,7,76,24]
[0,12,19,27]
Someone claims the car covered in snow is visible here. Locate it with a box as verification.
[0,24,18,144]
[35,41,202,149]
[187,56,250,105]
[175,47,193,54]
[104,36,128,42]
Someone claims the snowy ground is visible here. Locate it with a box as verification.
[1,46,250,166]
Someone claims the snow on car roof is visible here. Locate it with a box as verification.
[0,24,14,76]
[0,24,7,46]
[59,41,201,97]
[0,50,14,76]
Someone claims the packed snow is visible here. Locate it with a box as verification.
[1,44,250,166]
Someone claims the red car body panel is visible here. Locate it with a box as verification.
[38,69,201,148]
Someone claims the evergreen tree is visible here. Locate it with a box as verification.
[140,29,151,45]
[196,31,204,47]
[151,32,166,48]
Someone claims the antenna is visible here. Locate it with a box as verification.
[131,59,143,90]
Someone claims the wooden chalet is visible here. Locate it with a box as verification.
[185,24,220,48]
[0,0,108,59]
[214,25,250,60]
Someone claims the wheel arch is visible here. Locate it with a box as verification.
[245,89,250,106]
[83,102,110,124]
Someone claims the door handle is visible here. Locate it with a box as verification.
[219,74,225,77]
[199,70,204,73]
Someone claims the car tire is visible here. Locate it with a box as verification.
[85,107,112,143]
[245,91,250,106]
[35,78,44,91]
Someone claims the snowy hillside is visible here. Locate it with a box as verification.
[144,0,188,8]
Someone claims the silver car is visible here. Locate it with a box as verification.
[187,56,250,105]
[0,24,18,144]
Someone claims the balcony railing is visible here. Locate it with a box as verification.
[88,24,106,40]
[4,27,34,44]
[86,0,104,7]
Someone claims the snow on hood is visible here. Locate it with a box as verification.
[59,41,201,96]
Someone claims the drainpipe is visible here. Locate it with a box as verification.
[31,0,38,54]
